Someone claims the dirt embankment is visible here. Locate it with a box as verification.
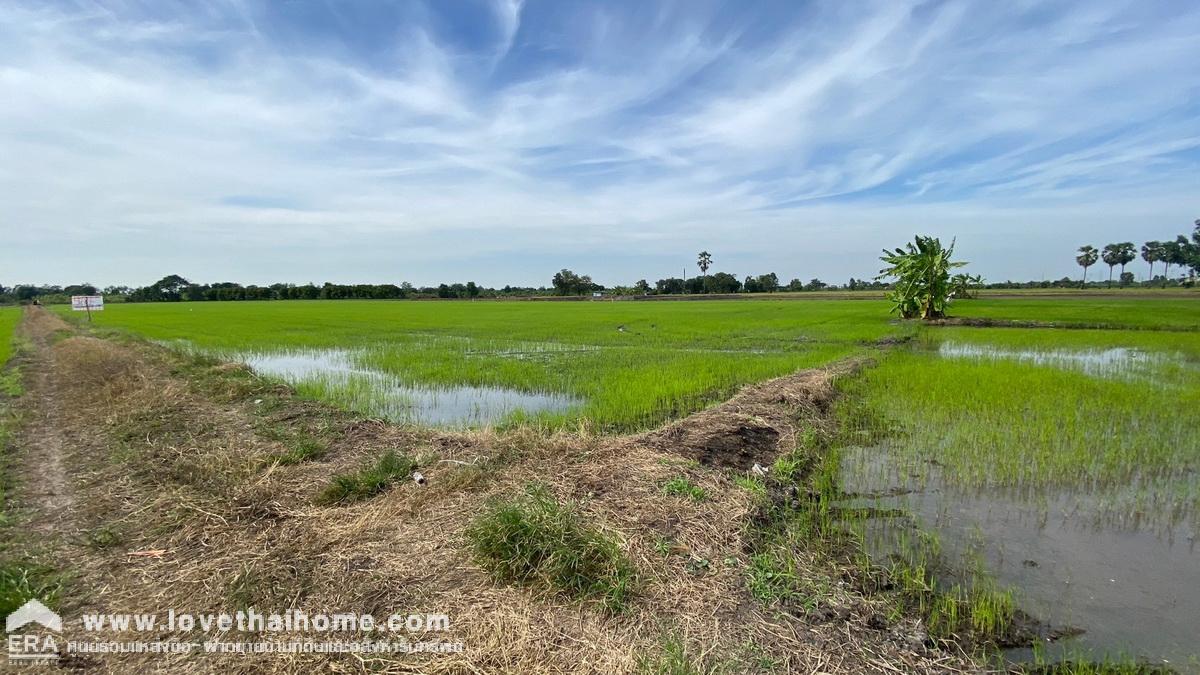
[3,307,979,674]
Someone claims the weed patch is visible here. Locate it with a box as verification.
[317,451,416,505]
[466,484,635,612]
[255,420,330,465]
[0,561,60,617]
[662,477,706,502]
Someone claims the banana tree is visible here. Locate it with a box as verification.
[877,236,967,320]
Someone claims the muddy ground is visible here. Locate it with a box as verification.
[0,307,987,674]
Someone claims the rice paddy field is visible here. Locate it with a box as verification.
[64,300,905,430]
[54,296,1200,667]
[0,306,19,365]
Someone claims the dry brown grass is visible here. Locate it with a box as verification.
[8,308,982,674]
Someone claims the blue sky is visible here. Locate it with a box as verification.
[2,0,1198,288]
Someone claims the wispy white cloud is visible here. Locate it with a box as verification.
[1,0,1197,287]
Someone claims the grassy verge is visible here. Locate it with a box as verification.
[467,484,635,612]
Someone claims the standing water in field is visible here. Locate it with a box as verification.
[238,348,579,427]
[937,342,1177,381]
[839,339,1199,668]
[840,447,1198,667]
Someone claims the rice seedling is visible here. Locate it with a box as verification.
[838,328,1200,518]
[0,307,22,396]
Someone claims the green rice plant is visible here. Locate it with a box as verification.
[0,308,21,396]
[466,484,635,612]
[55,299,905,430]
[1020,646,1175,674]
[839,330,1200,519]
[317,451,416,505]
[0,307,19,367]
[662,477,707,502]
[953,297,1200,331]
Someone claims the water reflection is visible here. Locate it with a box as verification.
[238,349,580,427]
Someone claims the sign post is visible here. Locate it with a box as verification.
[70,295,104,322]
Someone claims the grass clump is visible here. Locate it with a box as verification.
[317,451,416,505]
[466,484,635,612]
[662,476,707,502]
[259,425,328,465]
[268,435,327,465]
[0,368,21,397]
[0,562,60,617]
[85,527,122,550]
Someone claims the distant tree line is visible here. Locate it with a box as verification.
[0,283,118,305]
[1076,220,1200,287]
[119,276,538,302]
[7,229,1198,306]
[2,272,885,305]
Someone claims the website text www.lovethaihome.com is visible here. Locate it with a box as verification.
[6,603,463,664]
[80,608,451,634]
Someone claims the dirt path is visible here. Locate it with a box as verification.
[11,307,76,535]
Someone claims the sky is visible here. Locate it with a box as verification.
[2,0,1198,289]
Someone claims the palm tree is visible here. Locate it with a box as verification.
[1162,238,1187,284]
[1076,245,1099,287]
[1141,241,1161,280]
[1100,244,1122,287]
[696,251,712,293]
[1116,242,1136,285]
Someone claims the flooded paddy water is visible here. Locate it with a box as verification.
[238,348,580,427]
[838,338,1200,668]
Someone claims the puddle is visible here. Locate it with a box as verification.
[937,342,1173,380]
[238,349,580,427]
